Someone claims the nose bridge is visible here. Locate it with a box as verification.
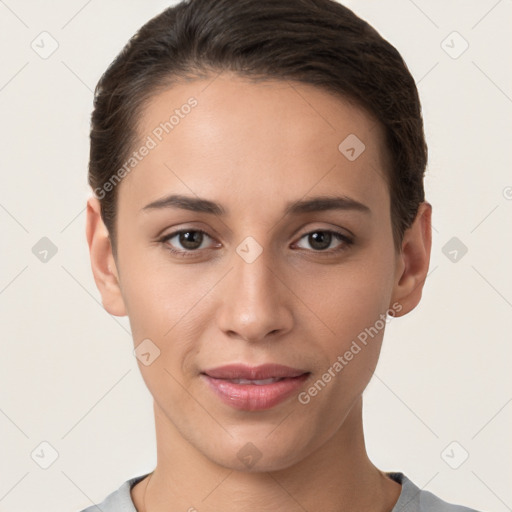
[217,240,293,341]
[235,243,278,301]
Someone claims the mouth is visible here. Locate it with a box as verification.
[201,364,310,411]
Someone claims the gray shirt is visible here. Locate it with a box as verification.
[79,472,482,511]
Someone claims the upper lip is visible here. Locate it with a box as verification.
[202,364,308,380]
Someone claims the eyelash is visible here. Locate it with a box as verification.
[159,228,354,258]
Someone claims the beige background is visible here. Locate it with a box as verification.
[0,1,511,510]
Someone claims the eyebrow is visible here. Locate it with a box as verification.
[142,194,371,216]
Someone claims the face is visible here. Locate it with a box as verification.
[88,73,427,472]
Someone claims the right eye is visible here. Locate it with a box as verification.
[160,229,220,258]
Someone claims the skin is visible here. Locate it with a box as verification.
[86,72,432,512]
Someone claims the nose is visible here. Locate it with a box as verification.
[215,245,294,343]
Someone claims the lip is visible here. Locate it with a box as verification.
[201,364,310,411]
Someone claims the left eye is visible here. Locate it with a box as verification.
[295,230,352,252]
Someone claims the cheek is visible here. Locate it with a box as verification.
[119,244,201,334]
[296,261,395,422]
[118,250,219,375]
[119,260,209,412]
[306,256,395,344]
[300,245,397,395]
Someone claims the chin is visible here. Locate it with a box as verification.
[200,430,318,474]
[220,449,302,474]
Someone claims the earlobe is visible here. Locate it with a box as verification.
[390,202,432,317]
[85,196,127,317]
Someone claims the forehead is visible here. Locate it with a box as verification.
[119,73,390,214]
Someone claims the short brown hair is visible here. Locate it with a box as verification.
[89,0,427,254]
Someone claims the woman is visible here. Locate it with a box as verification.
[82,0,481,510]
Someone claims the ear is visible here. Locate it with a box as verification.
[85,196,127,317]
[390,201,432,316]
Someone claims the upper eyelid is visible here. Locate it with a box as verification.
[161,229,218,247]
[293,230,353,250]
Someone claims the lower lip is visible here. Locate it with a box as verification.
[202,374,310,411]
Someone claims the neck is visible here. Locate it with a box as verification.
[133,398,401,512]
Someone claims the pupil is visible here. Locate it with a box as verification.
[180,231,202,249]
[309,231,331,250]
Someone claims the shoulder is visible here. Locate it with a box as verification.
[77,471,483,512]
[389,472,483,512]
[77,474,149,512]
